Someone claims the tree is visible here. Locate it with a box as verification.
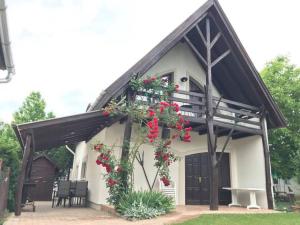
[13,92,55,124]
[260,56,300,180]
[13,92,73,175]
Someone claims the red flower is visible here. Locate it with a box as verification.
[148,108,155,117]
[96,159,101,165]
[172,103,180,112]
[102,111,110,117]
[161,176,170,186]
[179,116,185,124]
[176,123,183,131]
[105,165,112,173]
[150,76,156,81]
[160,106,164,113]
[107,178,118,187]
[185,127,192,131]
[143,79,150,84]
[147,121,153,129]
[183,134,191,142]
[163,153,169,162]
[175,84,179,92]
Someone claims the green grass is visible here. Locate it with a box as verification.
[175,213,300,225]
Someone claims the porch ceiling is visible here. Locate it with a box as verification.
[13,110,124,152]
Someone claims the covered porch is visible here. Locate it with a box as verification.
[13,110,124,216]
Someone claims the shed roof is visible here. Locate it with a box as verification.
[89,0,286,128]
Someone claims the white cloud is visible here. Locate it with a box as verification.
[0,0,299,122]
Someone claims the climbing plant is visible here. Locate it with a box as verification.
[93,75,192,206]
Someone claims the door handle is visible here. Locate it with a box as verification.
[198,177,202,183]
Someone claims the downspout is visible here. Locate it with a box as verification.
[0,0,15,83]
[65,145,75,180]
[65,145,75,155]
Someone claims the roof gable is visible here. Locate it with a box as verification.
[89,0,285,128]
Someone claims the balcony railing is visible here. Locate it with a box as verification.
[135,89,263,135]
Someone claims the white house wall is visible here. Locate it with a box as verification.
[143,42,221,98]
[231,135,268,208]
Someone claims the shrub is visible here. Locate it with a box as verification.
[116,191,175,220]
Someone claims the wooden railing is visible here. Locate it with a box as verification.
[135,89,262,134]
[173,90,262,132]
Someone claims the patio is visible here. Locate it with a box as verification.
[4,202,276,225]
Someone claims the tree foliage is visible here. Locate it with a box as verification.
[261,56,300,179]
[13,92,55,124]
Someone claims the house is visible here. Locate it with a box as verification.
[13,0,286,215]
[27,155,59,201]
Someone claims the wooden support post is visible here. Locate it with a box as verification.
[120,91,134,190]
[15,134,32,216]
[205,17,219,211]
[260,114,274,209]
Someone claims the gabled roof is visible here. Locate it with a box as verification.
[89,0,286,128]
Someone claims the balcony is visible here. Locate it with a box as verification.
[169,90,263,137]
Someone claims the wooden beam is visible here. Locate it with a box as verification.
[213,120,262,135]
[210,32,221,49]
[204,17,219,211]
[184,36,207,66]
[15,134,32,216]
[212,96,260,111]
[211,49,230,67]
[214,112,261,126]
[195,25,207,47]
[260,114,274,209]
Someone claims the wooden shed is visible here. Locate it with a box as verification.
[28,155,59,201]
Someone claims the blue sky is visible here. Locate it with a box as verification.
[1,0,300,122]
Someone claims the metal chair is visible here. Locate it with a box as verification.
[52,180,71,208]
[73,181,88,207]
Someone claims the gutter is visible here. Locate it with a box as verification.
[0,0,15,83]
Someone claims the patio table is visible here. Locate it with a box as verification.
[223,187,265,209]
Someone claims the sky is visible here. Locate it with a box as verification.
[0,0,299,122]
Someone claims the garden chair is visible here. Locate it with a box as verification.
[72,181,88,207]
[52,180,71,208]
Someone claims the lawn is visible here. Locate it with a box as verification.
[175,213,300,225]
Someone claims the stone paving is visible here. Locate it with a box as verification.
[4,201,277,225]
